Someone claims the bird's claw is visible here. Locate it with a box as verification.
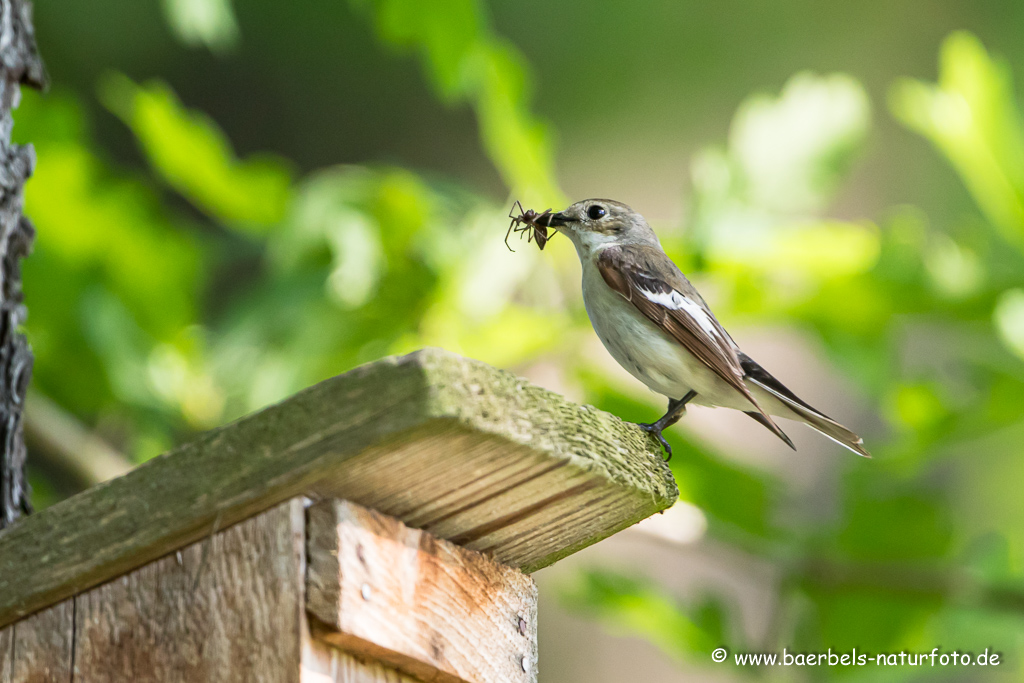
[638,422,673,461]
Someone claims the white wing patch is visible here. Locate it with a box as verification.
[639,288,721,339]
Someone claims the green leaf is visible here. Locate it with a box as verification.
[994,288,1024,359]
[890,32,1024,248]
[98,72,292,232]
[161,0,240,54]
[351,0,562,206]
[729,71,871,213]
[355,0,481,99]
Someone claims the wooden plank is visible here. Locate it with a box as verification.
[306,500,536,683]
[5,497,445,683]
[0,626,9,683]
[0,348,677,628]
[302,640,422,683]
[1,601,74,683]
[69,499,306,682]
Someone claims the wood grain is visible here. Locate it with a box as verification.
[71,499,306,683]
[4,602,74,683]
[0,348,677,628]
[307,500,536,683]
[1,497,540,682]
[0,626,9,683]
[302,639,422,683]
[0,500,306,682]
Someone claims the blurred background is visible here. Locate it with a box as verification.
[20,0,1024,680]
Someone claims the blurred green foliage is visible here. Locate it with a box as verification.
[16,0,1024,680]
[354,0,561,205]
[99,72,293,231]
[561,570,724,660]
[16,89,200,456]
[892,32,1024,250]
[160,0,239,54]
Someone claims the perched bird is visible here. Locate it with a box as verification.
[543,199,869,459]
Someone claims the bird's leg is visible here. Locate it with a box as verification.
[659,392,696,429]
[638,390,698,460]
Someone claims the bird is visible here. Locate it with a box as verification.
[542,198,869,460]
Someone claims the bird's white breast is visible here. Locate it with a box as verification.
[580,259,721,401]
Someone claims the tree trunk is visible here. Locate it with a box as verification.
[0,0,44,529]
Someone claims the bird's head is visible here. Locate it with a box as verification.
[546,199,658,255]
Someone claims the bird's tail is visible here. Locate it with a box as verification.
[740,354,870,458]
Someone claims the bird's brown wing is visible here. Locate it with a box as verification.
[597,244,792,446]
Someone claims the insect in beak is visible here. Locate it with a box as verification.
[504,201,558,252]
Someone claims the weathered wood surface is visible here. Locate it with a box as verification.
[71,499,306,682]
[1,497,538,682]
[0,348,677,628]
[0,499,307,683]
[307,500,536,683]
[302,641,422,683]
[1,601,74,682]
[0,627,7,681]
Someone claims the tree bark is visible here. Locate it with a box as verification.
[0,0,44,529]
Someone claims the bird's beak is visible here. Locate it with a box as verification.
[546,211,570,228]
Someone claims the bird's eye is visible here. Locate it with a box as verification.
[587,205,606,220]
